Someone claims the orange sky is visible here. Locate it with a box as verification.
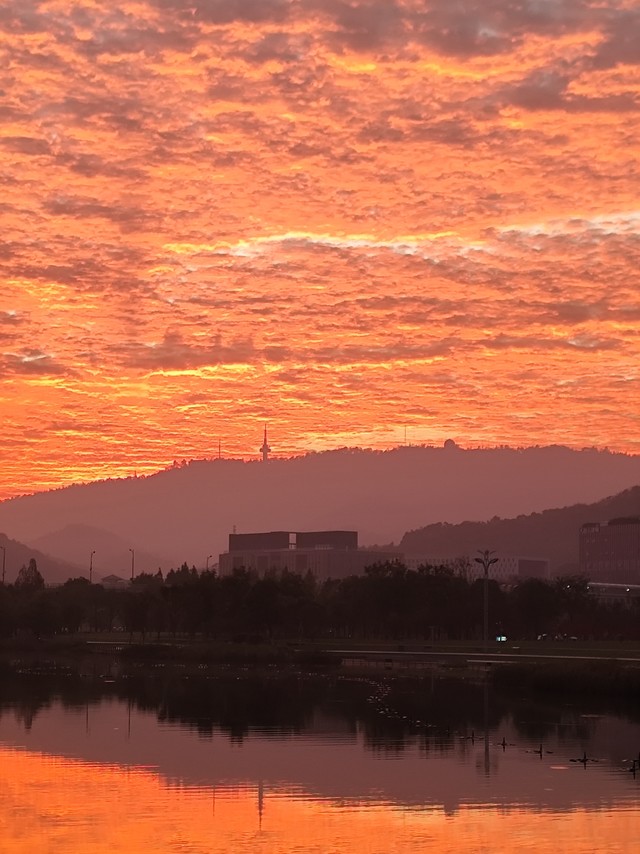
[1,0,639,498]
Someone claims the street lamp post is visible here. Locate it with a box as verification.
[206,554,213,572]
[129,548,135,581]
[1,546,5,585]
[474,550,499,652]
[89,550,96,584]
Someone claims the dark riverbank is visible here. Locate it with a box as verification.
[2,635,640,701]
[0,635,338,667]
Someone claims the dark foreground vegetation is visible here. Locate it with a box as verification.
[2,558,639,644]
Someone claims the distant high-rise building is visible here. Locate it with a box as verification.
[260,425,271,462]
[579,517,640,583]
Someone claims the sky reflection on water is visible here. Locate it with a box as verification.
[0,665,639,853]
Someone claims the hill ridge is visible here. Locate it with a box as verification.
[400,484,640,572]
[0,445,639,574]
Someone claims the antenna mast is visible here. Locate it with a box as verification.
[260,424,271,462]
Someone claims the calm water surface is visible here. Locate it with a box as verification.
[0,660,639,853]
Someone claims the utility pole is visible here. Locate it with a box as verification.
[89,550,96,584]
[129,548,135,581]
[1,546,5,584]
[474,550,499,653]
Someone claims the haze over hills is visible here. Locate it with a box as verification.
[29,525,174,584]
[400,485,640,574]
[0,445,639,574]
[0,532,78,585]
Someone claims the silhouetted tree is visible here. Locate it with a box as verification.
[512,578,559,638]
[15,558,44,591]
[0,560,637,643]
[55,578,92,633]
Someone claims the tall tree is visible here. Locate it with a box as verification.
[15,558,45,591]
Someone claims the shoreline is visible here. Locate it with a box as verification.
[2,635,640,700]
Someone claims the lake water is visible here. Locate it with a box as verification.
[0,660,639,853]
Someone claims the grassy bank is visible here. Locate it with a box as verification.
[0,635,337,667]
[3,634,640,683]
[320,637,640,659]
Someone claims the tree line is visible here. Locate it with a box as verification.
[0,559,638,642]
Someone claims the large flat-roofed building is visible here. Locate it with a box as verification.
[219,530,398,580]
[229,530,358,553]
[579,517,640,583]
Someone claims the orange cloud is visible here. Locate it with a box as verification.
[0,0,639,496]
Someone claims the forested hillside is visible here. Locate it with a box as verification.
[0,445,638,576]
[401,485,640,571]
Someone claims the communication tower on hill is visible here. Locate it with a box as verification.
[260,425,271,462]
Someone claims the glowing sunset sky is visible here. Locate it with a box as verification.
[1,0,639,498]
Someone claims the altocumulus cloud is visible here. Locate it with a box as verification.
[112,331,256,370]
[0,0,639,497]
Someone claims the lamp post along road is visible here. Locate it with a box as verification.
[1,546,5,585]
[206,555,213,572]
[129,548,135,581]
[474,550,499,652]
[89,550,95,584]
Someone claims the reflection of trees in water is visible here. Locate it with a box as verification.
[0,659,638,755]
[11,701,47,732]
[355,676,510,755]
[507,696,566,743]
[130,669,326,742]
[0,659,102,731]
[508,697,614,747]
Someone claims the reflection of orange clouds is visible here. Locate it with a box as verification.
[1,746,638,854]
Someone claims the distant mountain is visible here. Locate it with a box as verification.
[0,445,639,571]
[29,524,173,581]
[400,485,640,573]
[0,532,80,585]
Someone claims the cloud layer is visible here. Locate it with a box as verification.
[1,0,639,496]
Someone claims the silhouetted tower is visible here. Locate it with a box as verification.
[260,425,271,462]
